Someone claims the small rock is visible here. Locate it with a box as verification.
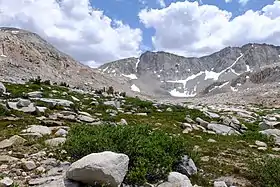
[182,123,192,129]
[257,147,267,151]
[201,156,210,162]
[22,160,36,171]
[71,96,80,102]
[17,99,31,107]
[135,113,148,116]
[78,115,95,123]
[0,177,13,187]
[36,166,46,173]
[208,139,217,143]
[255,140,267,147]
[118,119,128,125]
[272,147,280,152]
[196,117,209,128]
[45,138,66,147]
[214,181,228,187]
[185,116,195,123]
[204,111,220,118]
[166,107,173,112]
[55,129,68,137]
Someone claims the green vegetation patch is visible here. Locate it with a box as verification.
[64,124,189,185]
[248,157,280,187]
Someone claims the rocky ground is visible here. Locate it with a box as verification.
[1,80,280,187]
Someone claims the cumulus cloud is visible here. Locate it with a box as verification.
[139,1,280,57]
[239,0,250,6]
[225,0,232,3]
[0,0,142,67]
[157,0,166,8]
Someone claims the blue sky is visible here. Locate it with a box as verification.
[0,0,279,66]
[92,0,276,52]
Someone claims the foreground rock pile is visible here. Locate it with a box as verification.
[1,81,280,186]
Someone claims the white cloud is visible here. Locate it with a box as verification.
[0,0,142,67]
[239,0,250,6]
[139,1,280,58]
[225,0,232,3]
[157,0,166,8]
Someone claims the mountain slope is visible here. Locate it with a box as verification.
[99,43,280,98]
[0,27,130,92]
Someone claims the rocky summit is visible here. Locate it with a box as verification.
[1,27,280,187]
[99,44,280,105]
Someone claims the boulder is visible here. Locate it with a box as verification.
[195,117,209,128]
[157,172,193,187]
[39,98,74,107]
[259,120,280,130]
[7,101,37,113]
[22,160,36,171]
[204,111,220,118]
[22,125,51,136]
[55,129,68,137]
[17,99,31,107]
[0,177,13,187]
[0,135,26,149]
[207,123,239,135]
[175,155,197,176]
[77,115,95,123]
[27,91,43,98]
[255,140,267,147]
[104,100,121,108]
[66,151,129,186]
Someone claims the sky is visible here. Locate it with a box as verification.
[0,0,279,67]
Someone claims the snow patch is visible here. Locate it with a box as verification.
[102,67,109,72]
[231,86,238,92]
[111,70,116,73]
[209,81,229,92]
[131,84,140,92]
[246,76,250,79]
[135,58,140,72]
[204,70,220,81]
[169,89,196,98]
[0,54,7,58]
[157,75,160,78]
[11,31,19,34]
[231,68,240,75]
[122,74,138,80]
[246,65,251,72]
[167,71,204,88]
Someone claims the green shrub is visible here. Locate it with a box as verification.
[64,124,188,185]
[42,80,51,85]
[29,76,42,85]
[107,86,114,95]
[0,104,10,116]
[60,82,69,87]
[248,157,280,187]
